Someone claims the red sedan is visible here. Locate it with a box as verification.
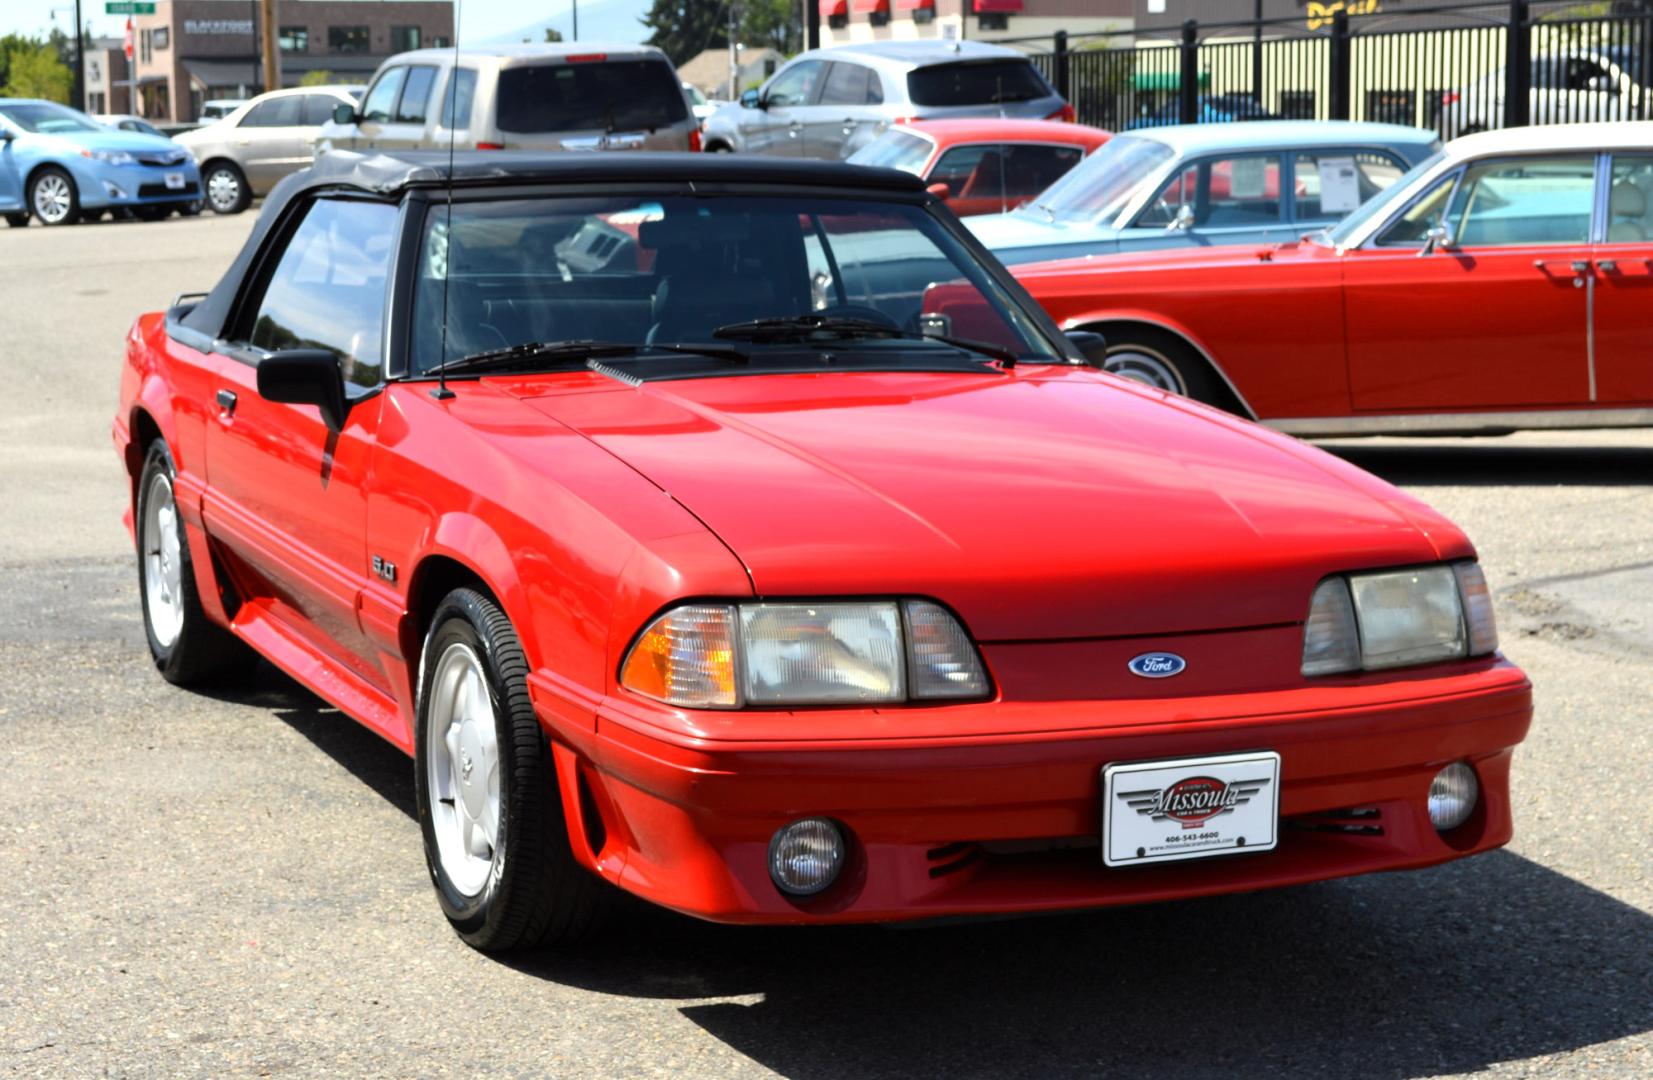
[849,118,1110,216]
[114,150,1529,952]
[998,123,1653,435]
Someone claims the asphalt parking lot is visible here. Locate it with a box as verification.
[1,213,1649,1079]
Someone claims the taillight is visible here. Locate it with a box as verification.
[1441,90,1461,106]
[566,53,608,63]
[688,126,702,152]
[476,141,504,150]
[1047,104,1077,123]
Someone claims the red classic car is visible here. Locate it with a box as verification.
[997,122,1653,436]
[115,150,1530,952]
[849,118,1110,217]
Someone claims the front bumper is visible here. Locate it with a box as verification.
[534,660,1533,924]
[74,158,201,210]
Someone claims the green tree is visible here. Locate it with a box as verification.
[545,27,565,43]
[299,69,337,87]
[641,1,801,67]
[739,0,800,55]
[1,41,72,103]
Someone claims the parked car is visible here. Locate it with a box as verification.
[701,40,1072,161]
[683,81,717,124]
[317,44,700,159]
[173,85,363,214]
[967,120,1439,265]
[1441,48,1649,136]
[199,99,247,122]
[0,99,201,225]
[848,118,1110,216]
[115,148,1530,950]
[979,122,1653,435]
[94,113,169,139]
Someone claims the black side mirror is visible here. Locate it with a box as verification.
[741,88,763,110]
[332,102,358,125]
[257,349,348,432]
[1066,330,1108,368]
[0,127,14,142]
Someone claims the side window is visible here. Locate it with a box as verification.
[1450,156,1596,246]
[240,96,300,128]
[928,145,1081,201]
[247,199,398,393]
[396,65,438,124]
[301,95,341,126]
[1606,154,1653,243]
[765,60,822,108]
[866,71,885,105]
[1293,151,1407,220]
[440,67,478,128]
[1137,153,1283,228]
[818,62,872,107]
[1374,171,1459,246]
[360,67,406,124]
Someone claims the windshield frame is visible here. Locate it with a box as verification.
[1019,134,1177,226]
[388,184,1080,381]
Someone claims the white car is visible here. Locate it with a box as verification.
[1442,48,1647,136]
[683,82,717,124]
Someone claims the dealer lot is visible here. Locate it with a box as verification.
[1,214,1649,1077]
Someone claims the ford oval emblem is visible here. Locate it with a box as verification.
[1128,652,1186,679]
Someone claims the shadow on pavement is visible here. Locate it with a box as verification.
[1320,442,1653,487]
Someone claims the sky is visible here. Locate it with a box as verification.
[3,1,650,48]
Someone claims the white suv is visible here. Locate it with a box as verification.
[1442,48,1647,136]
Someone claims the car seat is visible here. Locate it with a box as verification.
[1608,178,1648,242]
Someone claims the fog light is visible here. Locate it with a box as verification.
[768,817,845,897]
[1428,763,1479,831]
[102,181,129,199]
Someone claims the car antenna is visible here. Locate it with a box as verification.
[432,1,463,402]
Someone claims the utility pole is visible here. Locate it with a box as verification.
[572,0,579,42]
[728,3,739,100]
[261,0,280,92]
[72,0,85,111]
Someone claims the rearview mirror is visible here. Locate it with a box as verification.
[740,88,762,110]
[332,102,357,125]
[0,127,14,142]
[256,349,348,432]
[1065,330,1108,367]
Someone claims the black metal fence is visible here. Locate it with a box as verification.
[1024,1,1653,136]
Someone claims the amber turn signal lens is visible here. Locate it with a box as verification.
[620,604,738,708]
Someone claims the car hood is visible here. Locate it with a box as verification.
[967,209,1116,250]
[46,128,180,154]
[510,367,1464,642]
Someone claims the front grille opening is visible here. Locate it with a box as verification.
[926,841,982,878]
[1285,806,1385,836]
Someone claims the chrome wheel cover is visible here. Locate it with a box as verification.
[206,169,241,212]
[426,642,501,898]
[1105,346,1187,396]
[141,471,185,648]
[32,173,72,223]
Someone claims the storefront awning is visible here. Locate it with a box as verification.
[852,0,889,12]
[181,57,262,90]
[973,0,1025,12]
[896,0,935,10]
[819,0,849,16]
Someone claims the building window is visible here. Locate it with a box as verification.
[152,28,168,50]
[328,26,370,55]
[279,26,308,53]
[978,14,1009,31]
[139,29,150,64]
[429,36,451,49]
[391,26,422,52]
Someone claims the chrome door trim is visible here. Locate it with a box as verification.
[1269,408,1653,438]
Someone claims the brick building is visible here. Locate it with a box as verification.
[128,0,453,123]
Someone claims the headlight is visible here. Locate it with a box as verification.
[621,599,990,708]
[87,149,136,166]
[1301,561,1498,677]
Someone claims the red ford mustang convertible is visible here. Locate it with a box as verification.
[114,151,1532,951]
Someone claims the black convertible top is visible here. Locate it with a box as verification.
[179,149,928,342]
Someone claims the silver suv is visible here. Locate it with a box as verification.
[317,44,698,158]
[174,85,363,214]
[701,40,1070,161]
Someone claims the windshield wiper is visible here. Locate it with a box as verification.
[711,315,1021,367]
[429,339,749,377]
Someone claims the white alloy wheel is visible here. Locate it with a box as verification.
[425,641,502,898]
[32,172,74,224]
[141,470,186,649]
[206,167,243,213]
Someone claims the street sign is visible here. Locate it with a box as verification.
[105,3,156,14]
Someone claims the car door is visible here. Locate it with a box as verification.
[1115,151,1290,252]
[1342,155,1598,412]
[747,60,821,156]
[350,65,408,151]
[203,195,399,691]
[1591,152,1653,403]
[1288,149,1408,235]
[809,60,883,160]
[233,95,306,191]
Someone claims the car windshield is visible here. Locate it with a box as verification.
[1019,134,1175,223]
[907,61,1052,106]
[1318,149,1447,247]
[496,60,689,133]
[847,129,933,175]
[411,194,1062,374]
[0,102,103,134]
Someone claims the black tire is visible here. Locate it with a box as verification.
[202,161,250,215]
[180,200,203,217]
[136,441,257,686]
[27,165,80,226]
[3,212,28,228]
[1099,326,1223,406]
[414,588,605,952]
[704,141,733,153]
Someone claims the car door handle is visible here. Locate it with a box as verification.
[789,119,803,129]
[216,388,237,414]
[1596,259,1617,273]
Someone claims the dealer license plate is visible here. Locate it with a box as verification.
[164,172,185,190]
[1102,750,1280,867]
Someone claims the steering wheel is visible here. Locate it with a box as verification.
[813,304,900,329]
